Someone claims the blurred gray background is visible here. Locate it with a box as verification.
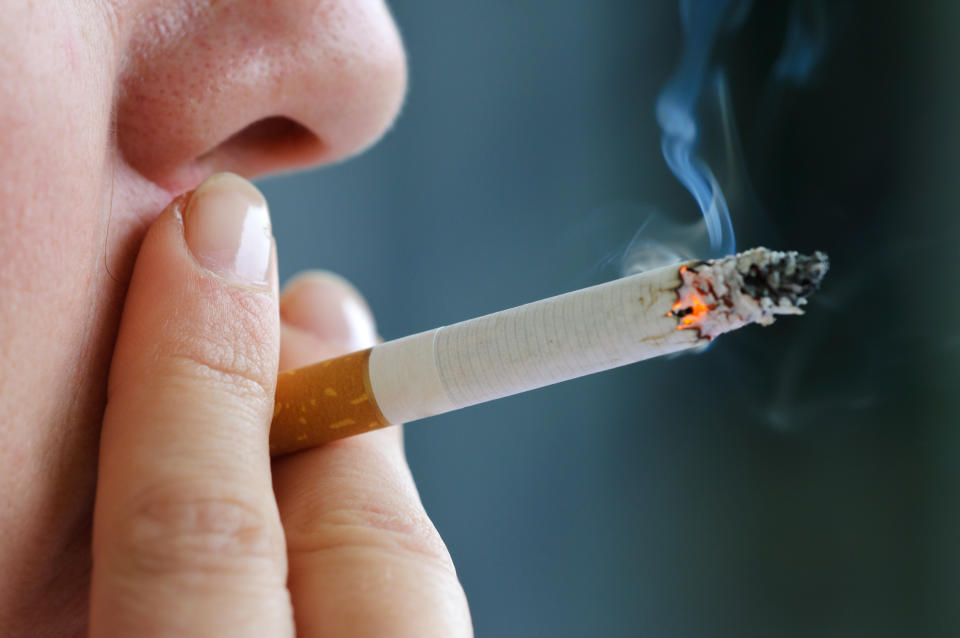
[260,1,959,636]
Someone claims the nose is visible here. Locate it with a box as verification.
[115,0,407,190]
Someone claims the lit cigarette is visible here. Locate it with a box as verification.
[270,247,828,455]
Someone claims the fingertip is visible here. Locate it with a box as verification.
[183,172,274,290]
[278,323,352,371]
[280,270,377,350]
[281,269,358,298]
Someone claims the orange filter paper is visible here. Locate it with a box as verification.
[270,348,391,456]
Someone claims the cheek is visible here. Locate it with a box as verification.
[0,4,114,296]
[0,3,116,410]
[0,4,124,604]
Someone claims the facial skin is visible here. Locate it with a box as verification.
[0,2,470,636]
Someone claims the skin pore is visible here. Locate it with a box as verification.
[0,2,470,636]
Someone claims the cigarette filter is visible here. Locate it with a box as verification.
[270,247,828,455]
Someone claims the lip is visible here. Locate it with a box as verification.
[127,156,240,224]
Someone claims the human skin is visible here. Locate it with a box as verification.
[0,2,471,636]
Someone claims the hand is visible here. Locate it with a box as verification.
[89,173,472,637]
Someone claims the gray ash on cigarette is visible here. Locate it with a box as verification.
[672,247,829,340]
[740,250,829,307]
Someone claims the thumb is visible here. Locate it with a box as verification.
[90,173,292,637]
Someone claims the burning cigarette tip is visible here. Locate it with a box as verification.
[671,247,829,340]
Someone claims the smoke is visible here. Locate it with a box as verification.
[654,0,753,259]
[622,0,828,279]
[772,0,827,85]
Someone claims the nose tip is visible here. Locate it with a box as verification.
[115,0,407,191]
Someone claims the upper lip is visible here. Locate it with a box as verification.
[135,162,230,219]
[117,163,221,239]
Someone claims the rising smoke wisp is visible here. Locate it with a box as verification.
[655,0,753,258]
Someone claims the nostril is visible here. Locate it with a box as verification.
[198,116,325,177]
[224,116,318,154]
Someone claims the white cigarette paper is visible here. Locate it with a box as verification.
[367,247,828,425]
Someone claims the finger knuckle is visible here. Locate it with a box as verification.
[154,287,278,403]
[112,484,282,580]
[287,501,456,574]
[168,335,273,402]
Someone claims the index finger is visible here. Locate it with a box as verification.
[91,176,292,637]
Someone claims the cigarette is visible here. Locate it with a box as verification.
[270,247,828,455]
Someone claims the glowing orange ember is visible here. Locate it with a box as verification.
[671,293,711,330]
